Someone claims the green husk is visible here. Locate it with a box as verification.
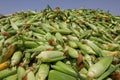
[36,51,66,62]
[87,56,113,78]
[36,64,49,80]
[48,70,76,80]
[0,67,17,79]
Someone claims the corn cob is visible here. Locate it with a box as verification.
[1,44,16,63]
[0,60,10,70]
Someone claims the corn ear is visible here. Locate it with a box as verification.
[68,41,78,48]
[36,64,49,80]
[55,32,64,43]
[16,40,39,49]
[76,41,95,55]
[17,66,25,80]
[20,52,31,66]
[1,44,15,63]
[79,30,92,39]
[98,64,120,80]
[25,44,54,53]
[0,60,10,71]
[68,47,78,58]
[3,74,17,80]
[39,23,51,32]
[28,26,46,35]
[67,35,79,41]
[51,61,77,77]
[50,29,72,34]
[85,40,102,56]
[87,56,113,78]
[83,54,93,68]
[10,19,19,31]
[36,51,66,62]
[48,70,76,80]
[0,39,4,53]
[58,22,68,29]
[4,36,17,46]
[0,67,17,79]
[49,22,59,29]
[27,71,35,80]
[11,51,22,66]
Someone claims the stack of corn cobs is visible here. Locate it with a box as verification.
[0,6,120,80]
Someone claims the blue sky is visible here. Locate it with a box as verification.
[0,0,120,15]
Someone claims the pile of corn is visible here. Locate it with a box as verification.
[0,6,120,80]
